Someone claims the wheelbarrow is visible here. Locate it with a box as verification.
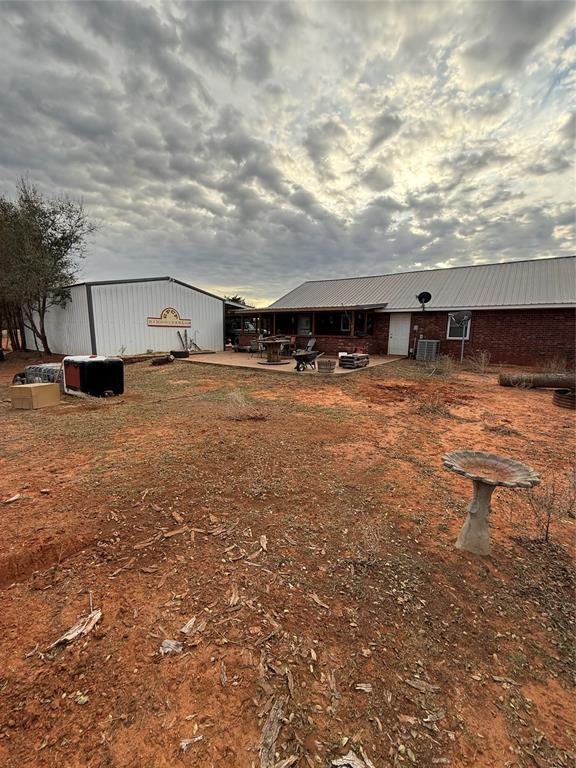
[292,350,324,371]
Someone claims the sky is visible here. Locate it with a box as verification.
[0,1,574,306]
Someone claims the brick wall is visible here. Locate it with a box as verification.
[409,308,576,366]
[233,309,574,365]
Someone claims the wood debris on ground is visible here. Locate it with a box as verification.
[163,525,189,539]
[220,659,227,687]
[423,708,446,723]
[229,582,240,606]
[133,533,162,550]
[405,678,440,693]
[273,757,299,768]
[3,493,23,504]
[492,675,520,686]
[180,616,197,635]
[160,639,183,655]
[179,735,203,752]
[1,359,574,768]
[331,748,377,768]
[47,608,102,650]
[259,695,288,768]
[309,592,330,610]
[109,557,135,578]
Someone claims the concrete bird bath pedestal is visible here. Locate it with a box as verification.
[443,451,540,555]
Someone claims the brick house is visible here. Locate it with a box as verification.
[228,256,575,366]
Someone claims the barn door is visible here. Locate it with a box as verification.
[388,313,411,355]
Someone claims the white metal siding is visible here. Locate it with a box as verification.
[23,284,92,354]
[90,280,224,356]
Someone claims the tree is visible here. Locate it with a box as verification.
[526,469,576,543]
[224,294,252,307]
[0,198,26,351]
[0,179,96,353]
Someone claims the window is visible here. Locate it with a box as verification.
[366,312,374,336]
[276,315,296,335]
[315,312,352,334]
[297,314,312,335]
[260,315,272,335]
[447,314,471,340]
[316,312,339,335]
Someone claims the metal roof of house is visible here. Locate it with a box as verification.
[267,256,576,312]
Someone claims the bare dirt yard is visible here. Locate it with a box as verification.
[0,355,574,768]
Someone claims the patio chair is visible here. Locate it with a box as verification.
[295,337,316,354]
[281,335,297,356]
[249,338,265,357]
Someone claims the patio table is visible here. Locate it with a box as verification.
[259,337,291,365]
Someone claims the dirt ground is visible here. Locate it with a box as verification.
[0,353,574,768]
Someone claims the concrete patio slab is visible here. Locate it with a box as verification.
[183,350,403,374]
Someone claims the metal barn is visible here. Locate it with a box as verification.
[24,277,225,356]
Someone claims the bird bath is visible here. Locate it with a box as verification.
[443,451,540,555]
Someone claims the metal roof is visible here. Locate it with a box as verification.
[267,256,576,312]
[71,276,224,303]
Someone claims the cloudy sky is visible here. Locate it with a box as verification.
[0,1,574,305]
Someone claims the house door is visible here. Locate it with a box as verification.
[388,313,411,355]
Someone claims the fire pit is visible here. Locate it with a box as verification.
[443,450,540,555]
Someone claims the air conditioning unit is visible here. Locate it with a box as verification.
[416,339,440,361]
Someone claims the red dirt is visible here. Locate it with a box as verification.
[0,355,574,767]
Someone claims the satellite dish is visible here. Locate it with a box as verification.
[451,311,471,325]
[416,291,432,312]
[450,311,472,363]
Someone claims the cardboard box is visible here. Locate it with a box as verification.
[10,383,61,410]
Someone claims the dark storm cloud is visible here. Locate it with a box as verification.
[178,0,249,76]
[76,0,213,104]
[444,144,513,174]
[171,182,227,216]
[479,186,526,210]
[562,112,576,142]
[303,117,348,175]
[5,3,106,72]
[351,196,406,245]
[527,148,572,176]
[0,0,573,304]
[241,35,273,82]
[462,0,573,76]
[362,165,394,192]
[369,113,403,151]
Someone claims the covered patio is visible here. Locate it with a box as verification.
[226,306,390,356]
[184,349,402,374]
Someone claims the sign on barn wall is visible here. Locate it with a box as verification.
[147,307,191,327]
